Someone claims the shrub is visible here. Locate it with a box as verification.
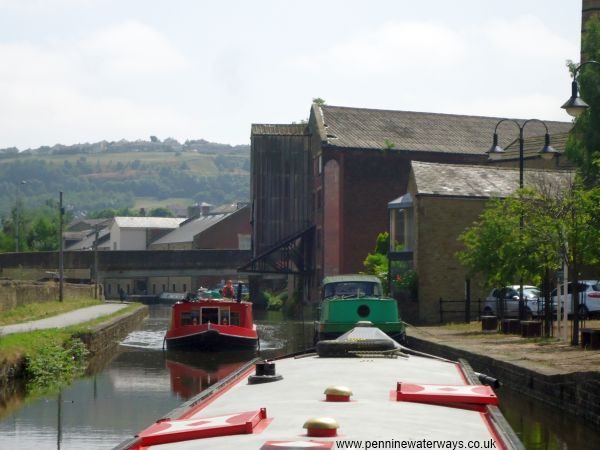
[25,337,89,390]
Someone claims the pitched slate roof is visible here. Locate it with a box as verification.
[113,217,186,229]
[501,132,570,161]
[411,161,574,199]
[316,105,573,155]
[151,213,230,245]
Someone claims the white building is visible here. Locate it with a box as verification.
[109,217,186,250]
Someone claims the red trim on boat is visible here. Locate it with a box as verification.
[179,364,257,419]
[261,441,334,450]
[138,408,269,446]
[395,382,498,405]
[479,411,507,450]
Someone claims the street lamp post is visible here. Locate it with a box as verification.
[559,59,600,346]
[15,180,26,252]
[487,119,558,321]
[561,60,600,117]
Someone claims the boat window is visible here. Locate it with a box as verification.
[181,310,199,326]
[324,281,381,298]
[230,311,241,326]
[220,308,230,325]
[201,307,219,324]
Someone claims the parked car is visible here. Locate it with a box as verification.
[551,280,600,319]
[482,285,542,319]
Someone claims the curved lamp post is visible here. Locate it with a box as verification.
[561,60,600,117]
[486,119,558,321]
[487,118,559,187]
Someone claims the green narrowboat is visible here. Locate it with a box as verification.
[313,274,405,343]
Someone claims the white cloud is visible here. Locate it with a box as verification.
[0,4,583,148]
[290,21,467,76]
[0,21,196,148]
[480,15,578,62]
[0,0,95,13]
[79,21,188,79]
[0,80,200,148]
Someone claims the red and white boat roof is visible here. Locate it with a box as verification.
[125,353,518,450]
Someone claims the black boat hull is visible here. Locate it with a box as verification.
[165,329,258,351]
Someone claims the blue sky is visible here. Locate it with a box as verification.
[0,0,582,149]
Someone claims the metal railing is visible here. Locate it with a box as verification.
[438,297,482,324]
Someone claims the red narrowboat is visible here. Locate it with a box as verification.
[165,299,259,351]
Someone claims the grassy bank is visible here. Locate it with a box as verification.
[0,302,143,389]
[0,297,103,326]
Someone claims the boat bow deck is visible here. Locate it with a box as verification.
[138,355,510,449]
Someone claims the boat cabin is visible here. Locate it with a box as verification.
[172,300,253,328]
[322,274,383,299]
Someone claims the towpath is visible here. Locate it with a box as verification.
[0,303,129,336]
[408,321,600,375]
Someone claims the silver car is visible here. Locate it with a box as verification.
[482,285,542,319]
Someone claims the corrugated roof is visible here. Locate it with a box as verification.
[501,132,569,159]
[411,161,574,198]
[151,214,230,245]
[318,105,573,155]
[66,228,110,250]
[113,217,186,229]
[251,124,308,136]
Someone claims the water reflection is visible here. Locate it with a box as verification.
[498,386,599,450]
[164,350,253,400]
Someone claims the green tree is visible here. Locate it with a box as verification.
[148,207,174,217]
[363,232,390,292]
[28,215,59,251]
[561,15,600,342]
[458,178,600,341]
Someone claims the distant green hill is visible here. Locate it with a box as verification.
[0,138,250,218]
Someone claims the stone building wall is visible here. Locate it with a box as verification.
[415,195,488,323]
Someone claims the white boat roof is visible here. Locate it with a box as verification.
[140,354,510,449]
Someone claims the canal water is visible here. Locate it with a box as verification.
[0,304,597,449]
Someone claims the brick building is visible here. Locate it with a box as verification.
[248,104,572,313]
[395,161,573,323]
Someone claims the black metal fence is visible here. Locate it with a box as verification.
[438,297,482,323]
